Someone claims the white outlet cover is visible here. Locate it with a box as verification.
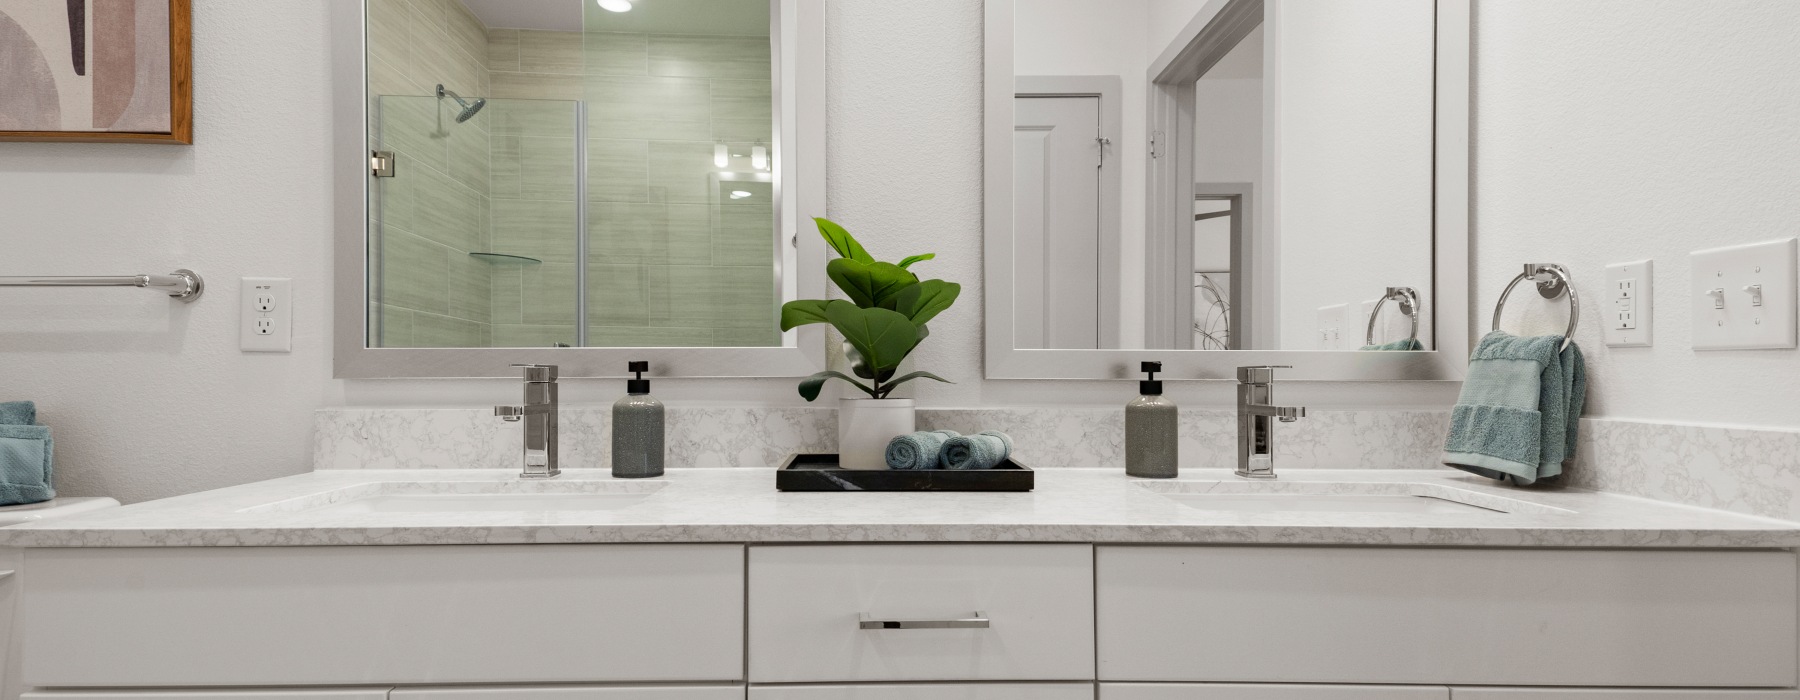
[1690,238,1797,351]
[1316,303,1347,350]
[240,277,293,352]
[1603,259,1653,347]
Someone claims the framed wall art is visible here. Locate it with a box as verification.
[0,0,191,144]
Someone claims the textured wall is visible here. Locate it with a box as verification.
[1472,0,1800,427]
[0,2,335,503]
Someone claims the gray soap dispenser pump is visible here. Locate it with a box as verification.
[612,361,665,478]
[1125,361,1178,478]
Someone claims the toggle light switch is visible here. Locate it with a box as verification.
[1690,238,1797,350]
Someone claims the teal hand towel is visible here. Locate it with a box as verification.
[940,431,1014,470]
[0,401,34,426]
[885,430,961,470]
[1442,331,1586,485]
[1361,338,1423,351]
[0,424,54,506]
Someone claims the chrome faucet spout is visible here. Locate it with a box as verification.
[495,363,560,479]
[1236,365,1306,479]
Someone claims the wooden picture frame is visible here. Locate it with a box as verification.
[0,0,192,144]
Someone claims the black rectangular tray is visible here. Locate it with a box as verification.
[776,453,1034,492]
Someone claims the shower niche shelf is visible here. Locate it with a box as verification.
[468,253,543,265]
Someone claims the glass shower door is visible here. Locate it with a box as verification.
[369,94,583,348]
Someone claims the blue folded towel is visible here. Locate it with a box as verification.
[940,431,1014,470]
[1361,338,1423,351]
[0,401,34,426]
[1442,331,1586,485]
[886,430,961,470]
[0,424,54,506]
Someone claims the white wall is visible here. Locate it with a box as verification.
[1472,0,1800,428]
[1271,0,1435,350]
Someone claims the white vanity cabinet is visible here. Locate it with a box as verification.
[749,684,1093,700]
[1096,546,1799,688]
[746,544,1095,683]
[389,687,747,699]
[1101,684,1449,700]
[22,692,392,700]
[20,545,745,688]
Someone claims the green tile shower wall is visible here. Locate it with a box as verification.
[366,0,492,348]
[490,25,777,348]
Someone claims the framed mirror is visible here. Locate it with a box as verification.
[330,0,826,378]
[984,0,1470,380]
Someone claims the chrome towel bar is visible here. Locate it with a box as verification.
[1491,263,1578,351]
[0,269,204,302]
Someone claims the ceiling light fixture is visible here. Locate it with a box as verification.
[751,143,768,171]
[597,0,633,12]
[730,191,752,200]
[714,142,729,169]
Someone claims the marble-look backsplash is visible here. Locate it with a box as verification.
[1572,418,1800,523]
[313,407,1451,472]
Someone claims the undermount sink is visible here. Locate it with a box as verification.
[240,480,668,515]
[1134,480,1572,516]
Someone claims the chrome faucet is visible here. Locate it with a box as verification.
[494,363,560,479]
[1236,365,1306,479]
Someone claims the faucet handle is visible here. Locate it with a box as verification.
[1236,365,1292,384]
[494,405,524,422]
[511,363,559,383]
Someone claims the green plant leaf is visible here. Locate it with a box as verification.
[894,279,961,326]
[842,340,897,382]
[814,217,874,264]
[825,300,919,371]
[827,258,919,309]
[897,253,936,269]
[798,371,876,401]
[780,299,833,331]
[881,371,954,397]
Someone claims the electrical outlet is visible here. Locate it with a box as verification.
[241,277,293,352]
[1316,304,1347,350]
[1690,239,1797,350]
[1604,259,1653,347]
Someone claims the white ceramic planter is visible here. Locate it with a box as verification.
[837,398,916,470]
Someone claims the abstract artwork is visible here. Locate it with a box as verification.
[0,0,190,143]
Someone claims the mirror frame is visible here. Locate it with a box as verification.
[330,0,829,378]
[983,0,1471,381]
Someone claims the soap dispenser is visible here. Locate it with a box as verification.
[1126,361,1178,478]
[612,361,665,479]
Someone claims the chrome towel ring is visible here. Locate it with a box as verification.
[1491,263,1579,352]
[1365,286,1421,347]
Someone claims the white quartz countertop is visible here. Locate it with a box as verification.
[4,468,1797,548]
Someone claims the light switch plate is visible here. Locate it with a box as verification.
[240,277,293,352]
[1603,259,1653,347]
[1316,304,1347,350]
[1690,238,1797,350]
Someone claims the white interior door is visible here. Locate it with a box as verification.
[1014,96,1102,349]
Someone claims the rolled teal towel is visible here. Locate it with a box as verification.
[1361,338,1423,351]
[885,430,961,470]
[0,401,34,426]
[940,431,1014,470]
[0,424,54,506]
[1442,331,1586,485]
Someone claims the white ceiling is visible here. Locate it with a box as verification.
[458,0,769,36]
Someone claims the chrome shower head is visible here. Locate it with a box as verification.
[435,84,486,123]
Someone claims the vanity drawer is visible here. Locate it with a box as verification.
[750,684,1093,700]
[21,545,745,687]
[748,544,1094,682]
[1097,546,1797,687]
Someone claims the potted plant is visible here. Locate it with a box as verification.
[780,218,960,469]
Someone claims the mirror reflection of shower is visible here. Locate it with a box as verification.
[435,84,486,123]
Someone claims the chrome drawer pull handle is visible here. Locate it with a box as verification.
[859,611,990,630]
